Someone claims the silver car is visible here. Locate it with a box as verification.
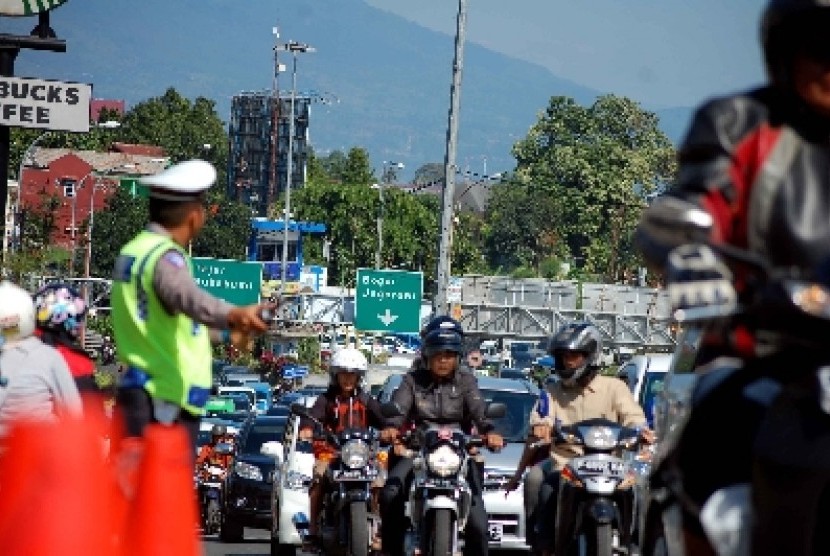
[476,376,540,552]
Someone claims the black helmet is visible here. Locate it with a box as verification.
[422,328,463,359]
[421,315,464,339]
[761,0,830,86]
[548,322,603,386]
[211,424,227,438]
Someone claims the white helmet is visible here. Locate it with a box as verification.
[0,281,36,345]
[329,347,368,383]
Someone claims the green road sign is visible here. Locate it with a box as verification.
[193,258,262,306]
[0,0,68,17]
[355,268,423,333]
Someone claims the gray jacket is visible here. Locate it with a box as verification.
[0,336,83,437]
[389,365,494,434]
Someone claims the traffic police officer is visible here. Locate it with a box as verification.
[110,160,271,447]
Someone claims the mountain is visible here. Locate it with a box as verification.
[6,0,692,178]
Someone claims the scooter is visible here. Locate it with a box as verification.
[548,418,641,556]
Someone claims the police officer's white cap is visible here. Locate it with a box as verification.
[140,160,216,201]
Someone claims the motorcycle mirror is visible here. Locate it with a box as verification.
[215,442,234,455]
[640,196,713,248]
[380,402,404,418]
[485,402,507,419]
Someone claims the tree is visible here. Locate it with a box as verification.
[291,181,438,287]
[413,163,444,186]
[341,147,375,186]
[507,94,676,281]
[192,194,253,260]
[88,187,147,277]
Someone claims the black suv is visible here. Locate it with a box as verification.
[219,415,288,542]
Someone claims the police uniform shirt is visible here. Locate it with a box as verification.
[147,222,233,328]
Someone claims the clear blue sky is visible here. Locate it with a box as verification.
[367,0,767,109]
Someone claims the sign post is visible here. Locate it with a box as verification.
[355,268,423,334]
[193,258,263,305]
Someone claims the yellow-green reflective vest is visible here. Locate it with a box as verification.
[111,230,211,415]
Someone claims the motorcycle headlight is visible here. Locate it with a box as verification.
[786,282,830,318]
[426,444,461,477]
[583,426,617,450]
[341,439,370,469]
[234,461,263,481]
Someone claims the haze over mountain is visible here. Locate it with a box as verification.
[7,0,692,178]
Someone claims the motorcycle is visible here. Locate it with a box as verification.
[195,442,232,535]
[639,197,830,555]
[381,401,506,556]
[197,463,227,534]
[290,402,382,556]
[542,418,640,556]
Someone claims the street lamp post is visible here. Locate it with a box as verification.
[376,161,404,269]
[275,40,315,293]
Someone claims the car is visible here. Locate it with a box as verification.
[476,376,540,551]
[618,352,674,427]
[375,372,539,551]
[637,327,703,556]
[266,404,292,417]
[270,396,319,556]
[498,368,528,381]
[219,415,289,542]
[217,386,257,412]
[248,381,274,414]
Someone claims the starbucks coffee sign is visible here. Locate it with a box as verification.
[0,0,68,16]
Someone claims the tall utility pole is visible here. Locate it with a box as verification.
[434,0,467,316]
[268,26,281,215]
[275,40,315,293]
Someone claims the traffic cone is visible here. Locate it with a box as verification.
[0,416,115,555]
[124,423,201,556]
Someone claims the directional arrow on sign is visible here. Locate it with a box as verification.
[377,309,399,327]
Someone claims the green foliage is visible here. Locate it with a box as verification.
[88,187,147,277]
[413,163,444,185]
[192,195,252,260]
[297,337,322,373]
[500,94,676,281]
[86,312,114,338]
[292,181,438,287]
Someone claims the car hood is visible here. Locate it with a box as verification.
[483,441,526,473]
[236,453,277,470]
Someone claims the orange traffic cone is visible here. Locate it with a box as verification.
[0,416,115,556]
[124,423,201,556]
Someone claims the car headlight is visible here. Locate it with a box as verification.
[234,461,263,481]
[583,426,617,450]
[786,282,830,318]
[426,445,461,477]
[285,470,310,490]
[341,440,370,469]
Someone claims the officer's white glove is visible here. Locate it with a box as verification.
[666,244,737,322]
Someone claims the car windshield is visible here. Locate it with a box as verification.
[241,422,287,455]
[480,388,539,443]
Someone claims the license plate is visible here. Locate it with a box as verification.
[332,469,377,481]
[488,523,503,542]
[575,459,626,476]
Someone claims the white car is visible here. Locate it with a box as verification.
[270,396,317,556]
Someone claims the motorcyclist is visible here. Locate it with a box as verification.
[635,2,830,554]
[0,281,83,439]
[195,423,234,471]
[380,318,504,556]
[297,347,394,547]
[504,322,651,555]
[32,283,102,415]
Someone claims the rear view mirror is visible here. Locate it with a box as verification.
[485,402,507,419]
[640,196,713,248]
[260,441,284,462]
